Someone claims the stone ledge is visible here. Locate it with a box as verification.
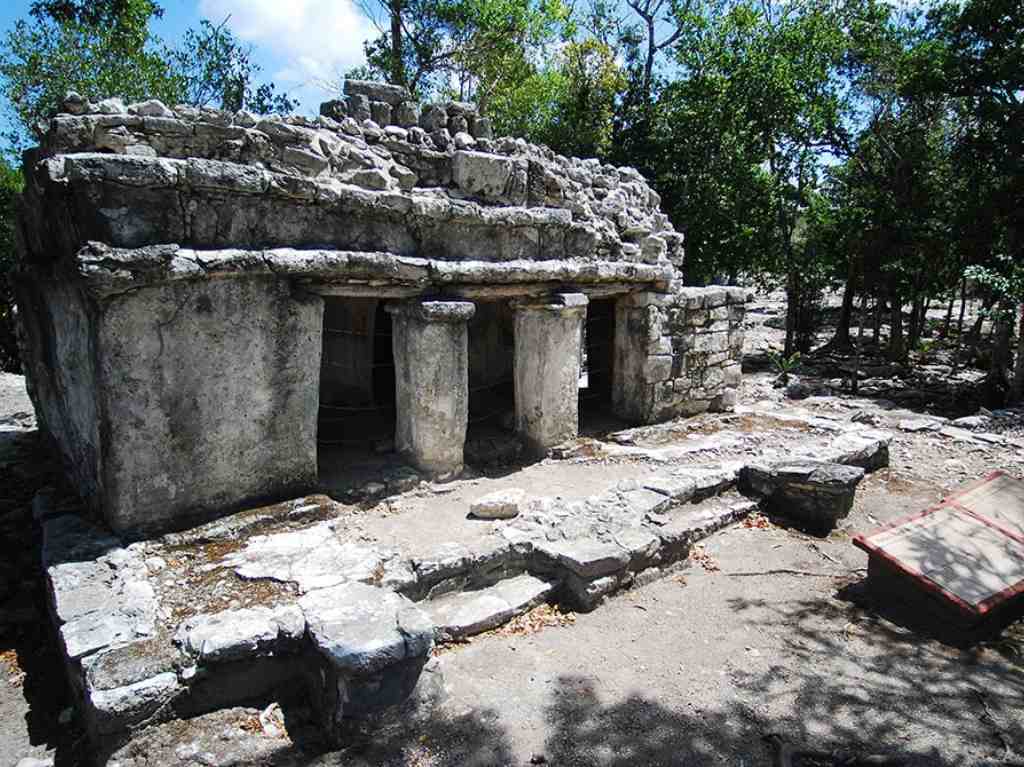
[74,243,674,294]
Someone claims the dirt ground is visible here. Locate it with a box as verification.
[2,295,1024,766]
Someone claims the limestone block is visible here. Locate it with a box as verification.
[319,99,346,120]
[535,538,629,579]
[370,100,392,126]
[640,235,667,263]
[471,116,493,139]
[174,604,306,663]
[643,355,673,382]
[471,488,526,519]
[129,99,174,118]
[394,101,420,127]
[739,461,865,533]
[420,104,448,132]
[343,79,412,106]
[691,331,729,353]
[346,93,371,122]
[452,150,528,204]
[300,582,433,740]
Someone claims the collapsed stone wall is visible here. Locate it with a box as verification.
[15,82,747,536]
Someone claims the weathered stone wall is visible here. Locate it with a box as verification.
[97,276,322,535]
[15,279,103,500]
[614,287,748,424]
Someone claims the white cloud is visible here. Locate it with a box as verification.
[199,0,379,104]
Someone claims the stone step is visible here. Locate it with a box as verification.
[423,573,555,641]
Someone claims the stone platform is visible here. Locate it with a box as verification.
[40,413,891,758]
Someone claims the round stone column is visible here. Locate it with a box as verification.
[513,293,588,457]
[387,299,475,477]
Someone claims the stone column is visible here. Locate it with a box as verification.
[387,299,475,477]
[513,293,588,456]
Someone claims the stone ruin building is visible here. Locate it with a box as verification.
[17,80,747,538]
[11,81,768,756]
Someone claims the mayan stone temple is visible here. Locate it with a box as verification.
[13,80,794,757]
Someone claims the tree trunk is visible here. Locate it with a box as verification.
[873,296,883,343]
[1011,303,1024,404]
[985,299,1014,407]
[956,278,967,337]
[908,291,922,351]
[852,291,867,395]
[888,296,904,362]
[831,258,856,349]
[389,0,405,87]
[784,269,797,358]
[941,291,954,339]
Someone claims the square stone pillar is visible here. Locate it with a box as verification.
[513,293,588,457]
[387,299,475,477]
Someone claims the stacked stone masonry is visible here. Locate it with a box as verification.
[15,82,748,537]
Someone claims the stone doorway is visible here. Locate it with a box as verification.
[579,297,625,435]
[317,297,398,491]
[464,300,521,466]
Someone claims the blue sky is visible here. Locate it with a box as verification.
[0,0,380,114]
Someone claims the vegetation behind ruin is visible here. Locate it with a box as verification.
[0,0,1020,403]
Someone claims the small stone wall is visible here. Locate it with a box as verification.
[615,287,748,424]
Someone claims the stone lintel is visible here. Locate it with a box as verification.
[513,292,589,314]
[385,298,476,323]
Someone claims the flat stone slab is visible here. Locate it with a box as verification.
[535,539,630,579]
[425,574,555,639]
[219,521,415,593]
[300,582,433,675]
[175,603,305,663]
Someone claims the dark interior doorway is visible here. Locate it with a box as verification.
[317,297,398,491]
[579,297,623,434]
[464,300,520,466]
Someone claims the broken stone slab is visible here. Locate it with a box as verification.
[534,538,630,580]
[343,79,412,106]
[562,570,631,611]
[898,418,943,432]
[301,582,433,676]
[821,430,891,472]
[424,573,554,640]
[951,415,990,430]
[739,461,865,534]
[85,671,181,737]
[42,513,158,661]
[650,499,758,560]
[670,462,743,499]
[219,521,415,593]
[174,603,305,664]
[641,475,698,502]
[100,706,311,767]
[619,487,671,515]
[470,488,526,519]
[300,582,434,741]
[410,539,522,600]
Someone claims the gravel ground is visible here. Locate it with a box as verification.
[2,295,1023,766]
